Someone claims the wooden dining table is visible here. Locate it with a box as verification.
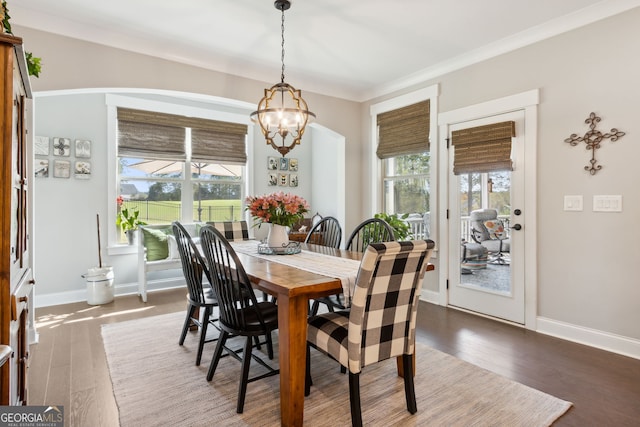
[231,243,359,426]
[230,242,435,426]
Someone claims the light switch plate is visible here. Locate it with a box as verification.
[564,195,583,211]
[593,195,622,212]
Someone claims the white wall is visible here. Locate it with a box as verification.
[15,6,640,357]
[33,89,345,303]
[361,8,640,355]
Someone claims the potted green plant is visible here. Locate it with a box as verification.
[2,1,42,77]
[374,212,412,241]
[116,196,147,244]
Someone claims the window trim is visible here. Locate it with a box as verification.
[106,94,254,253]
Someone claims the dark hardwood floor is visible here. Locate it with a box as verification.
[28,289,640,426]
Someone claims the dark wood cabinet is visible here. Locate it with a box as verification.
[0,32,33,406]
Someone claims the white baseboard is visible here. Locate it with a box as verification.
[537,316,640,360]
[35,278,186,308]
[418,295,640,360]
[420,290,442,305]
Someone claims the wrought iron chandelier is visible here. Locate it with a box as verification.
[250,0,315,157]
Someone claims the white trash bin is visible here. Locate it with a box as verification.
[83,266,115,305]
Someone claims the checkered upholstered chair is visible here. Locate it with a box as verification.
[199,225,279,414]
[310,218,397,317]
[172,221,219,366]
[305,240,435,427]
[207,220,250,241]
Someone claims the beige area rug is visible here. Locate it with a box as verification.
[102,312,572,427]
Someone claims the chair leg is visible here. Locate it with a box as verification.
[348,372,363,427]
[305,344,312,396]
[266,331,274,360]
[237,336,254,414]
[253,335,262,350]
[309,300,320,317]
[402,354,417,414]
[207,331,228,381]
[196,306,211,366]
[179,303,196,345]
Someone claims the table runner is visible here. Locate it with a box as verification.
[230,240,361,303]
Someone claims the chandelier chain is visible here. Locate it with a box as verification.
[280,6,286,84]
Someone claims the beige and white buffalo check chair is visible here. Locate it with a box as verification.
[305,239,435,427]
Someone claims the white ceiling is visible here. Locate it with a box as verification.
[10,0,639,101]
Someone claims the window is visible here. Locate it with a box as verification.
[116,107,247,243]
[375,98,432,239]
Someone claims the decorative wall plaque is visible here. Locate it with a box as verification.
[565,112,625,175]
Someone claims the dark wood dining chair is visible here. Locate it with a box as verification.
[309,217,396,316]
[345,217,396,252]
[305,240,435,427]
[304,216,342,248]
[199,225,279,414]
[172,221,219,366]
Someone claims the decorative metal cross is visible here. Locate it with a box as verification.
[565,112,625,175]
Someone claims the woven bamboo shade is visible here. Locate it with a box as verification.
[117,107,247,163]
[376,100,430,159]
[117,119,186,160]
[452,121,515,175]
[192,128,247,165]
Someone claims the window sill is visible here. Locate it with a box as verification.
[107,244,138,256]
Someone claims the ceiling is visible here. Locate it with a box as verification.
[9,0,638,102]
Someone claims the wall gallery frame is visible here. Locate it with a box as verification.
[53,160,71,178]
[35,136,50,156]
[74,161,91,179]
[35,135,93,180]
[267,157,300,187]
[52,137,71,156]
[34,159,49,178]
[75,139,91,158]
[268,156,278,170]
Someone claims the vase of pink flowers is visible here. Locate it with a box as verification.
[246,192,310,247]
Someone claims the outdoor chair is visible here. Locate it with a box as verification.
[305,240,435,427]
[470,209,510,265]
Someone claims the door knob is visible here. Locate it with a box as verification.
[512,224,522,231]
[514,209,522,215]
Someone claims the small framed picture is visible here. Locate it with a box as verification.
[34,136,50,156]
[74,161,91,179]
[289,158,298,171]
[34,159,49,178]
[53,160,71,178]
[289,174,298,187]
[279,157,289,170]
[268,173,278,186]
[52,137,71,156]
[267,156,278,170]
[279,173,288,186]
[75,139,92,158]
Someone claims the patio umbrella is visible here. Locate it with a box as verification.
[128,160,242,221]
[128,159,241,177]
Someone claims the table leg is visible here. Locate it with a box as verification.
[396,353,416,378]
[277,293,308,426]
